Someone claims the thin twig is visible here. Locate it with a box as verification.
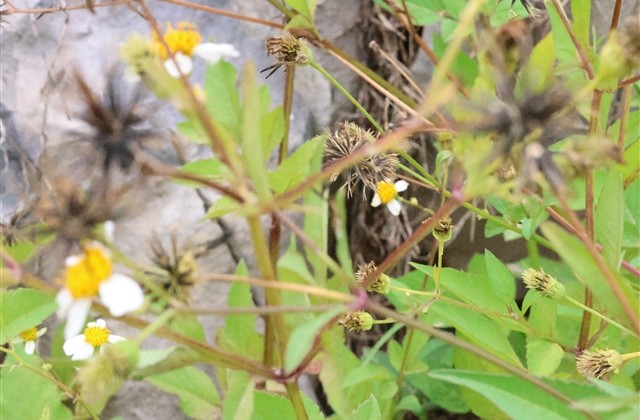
[548,0,595,79]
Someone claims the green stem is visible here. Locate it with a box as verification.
[565,296,636,337]
[527,239,540,270]
[372,318,396,324]
[310,61,384,133]
[133,309,176,345]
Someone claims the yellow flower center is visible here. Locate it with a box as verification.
[83,324,111,347]
[65,244,113,299]
[153,22,202,60]
[376,181,397,204]
[19,327,38,341]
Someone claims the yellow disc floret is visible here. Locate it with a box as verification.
[19,327,38,341]
[376,181,398,204]
[64,243,113,299]
[153,22,202,60]
[83,323,111,347]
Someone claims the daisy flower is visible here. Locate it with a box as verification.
[63,319,125,361]
[12,327,47,355]
[152,22,239,78]
[371,180,409,216]
[56,241,144,340]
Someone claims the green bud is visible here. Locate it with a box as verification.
[339,311,374,332]
[433,216,453,243]
[521,268,566,300]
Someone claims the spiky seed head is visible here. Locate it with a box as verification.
[576,349,623,380]
[433,216,454,243]
[339,311,373,332]
[521,268,566,300]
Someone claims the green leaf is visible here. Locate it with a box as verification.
[146,367,220,419]
[204,196,241,219]
[526,339,564,376]
[517,34,555,96]
[570,0,591,55]
[268,136,325,193]
[541,223,634,325]
[484,250,517,310]
[285,306,345,372]
[0,353,72,420]
[429,369,587,420]
[595,171,624,269]
[353,394,381,420]
[168,313,206,342]
[223,370,255,420]
[204,60,241,139]
[175,158,225,187]
[0,288,57,341]
[217,261,263,361]
[253,391,325,420]
[285,0,317,20]
[260,107,285,163]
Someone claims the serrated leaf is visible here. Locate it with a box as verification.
[285,0,317,20]
[204,196,241,219]
[253,391,325,420]
[570,0,590,54]
[429,369,587,420]
[204,60,241,139]
[526,339,564,376]
[175,158,225,187]
[541,223,634,325]
[146,367,219,419]
[353,394,381,420]
[223,370,255,420]
[595,171,624,269]
[484,250,517,310]
[268,136,325,193]
[285,306,345,372]
[0,354,72,420]
[0,288,57,341]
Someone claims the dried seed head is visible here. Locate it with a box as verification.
[35,177,115,242]
[324,122,399,197]
[149,235,199,302]
[339,311,373,332]
[74,68,156,171]
[497,163,518,182]
[521,268,566,300]
[266,35,311,65]
[433,216,453,243]
[355,261,391,294]
[576,349,623,380]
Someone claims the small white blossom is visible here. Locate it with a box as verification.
[63,319,125,361]
[371,180,409,216]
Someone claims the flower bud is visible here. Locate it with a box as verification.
[433,216,453,243]
[521,268,566,300]
[576,349,623,380]
[355,261,391,294]
[339,311,373,332]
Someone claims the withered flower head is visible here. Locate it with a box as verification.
[339,311,373,332]
[149,234,199,302]
[521,268,566,300]
[35,177,117,242]
[1,208,32,246]
[355,261,391,294]
[497,163,518,182]
[74,68,156,171]
[261,35,312,78]
[324,122,399,197]
[433,216,453,243]
[576,349,623,380]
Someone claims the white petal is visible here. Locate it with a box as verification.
[71,343,95,361]
[194,43,239,63]
[56,289,73,318]
[99,274,144,317]
[64,299,92,340]
[104,221,115,243]
[24,340,36,355]
[371,193,382,207]
[94,319,107,328]
[164,53,193,78]
[65,255,81,267]
[36,328,47,338]
[387,200,402,216]
[63,334,87,356]
[108,335,126,344]
[395,180,409,192]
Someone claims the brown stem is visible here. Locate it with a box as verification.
[609,0,622,32]
[158,0,284,29]
[617,85,632,156]
[618,74,640,88]
[549,0,595,80]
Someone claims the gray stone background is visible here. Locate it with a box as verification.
[0,0,635,418]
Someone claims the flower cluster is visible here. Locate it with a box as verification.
[152,22,239,78]
[57,241,144,339]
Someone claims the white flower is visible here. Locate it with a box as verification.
[371,180,409,216]
[153,22,239,78]
[12,327,47,355]
[63,319,125,361]
[56,242,144,340]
